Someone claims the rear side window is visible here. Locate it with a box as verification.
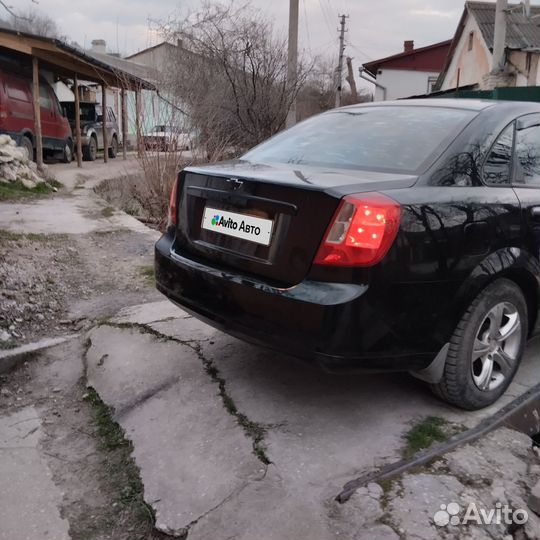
[243,106,477,174]
[514,124,540,186]
[6,80,29,102]
[483,123,514,185]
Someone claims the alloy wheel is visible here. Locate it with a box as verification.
[471,302,521,392]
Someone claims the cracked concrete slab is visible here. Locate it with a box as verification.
[0,407,70,540]
[111,300,189,326]
[86,325,199,415]
[149,318,220,342]
[87,301,540,539]
[86,321,264,536]
[121,382,264,535]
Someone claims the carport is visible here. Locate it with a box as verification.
[0,28,155,170]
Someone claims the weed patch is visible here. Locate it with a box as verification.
[402,416,451,459]
[0,179,61,201]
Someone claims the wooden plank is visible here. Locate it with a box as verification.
[74,74,82,167]
[0,34,32,54]
[31,57,43,171]
[102,84,108,163]
[135,89,141,156]
[31,48,111,84]
[121,88,127,160]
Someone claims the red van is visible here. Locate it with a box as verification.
[0,67,73,162]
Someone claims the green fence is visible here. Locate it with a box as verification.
[430,86,540,102]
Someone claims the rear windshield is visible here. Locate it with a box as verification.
[243,106,477,174]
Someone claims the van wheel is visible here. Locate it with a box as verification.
[108,136,118,158]
[431,279,527,410]
[61,140,73,163]
[20,136,34,162]
[83,136,97,161]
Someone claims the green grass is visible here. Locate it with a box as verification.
[0,229,67,242]
[139,265,155,285]
[101,206,115,218]
[0,179,61,201]
[402,416,450,459]
[83,388,158,528]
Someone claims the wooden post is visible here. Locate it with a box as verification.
[121,88,127,160]
[102,84,108,163]
[31,57,43,171]
[74,74,82,167]
[135,89,141,156]
[346,57,358,103]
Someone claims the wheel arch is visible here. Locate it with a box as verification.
[500,267,539,337]
[452,247,540,339]
[20,130,34,144]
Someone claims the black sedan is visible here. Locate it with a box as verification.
[155,99,540,410]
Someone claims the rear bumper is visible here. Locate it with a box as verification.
[155,232,438,372]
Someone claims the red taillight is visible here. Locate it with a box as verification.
[314,192,401,267]
[167,177,179,227]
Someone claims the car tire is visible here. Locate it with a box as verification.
[108,136,118,159]
[61,140,73,163]
[83,136,97,161]
[431,278,528,410]
[20,136,34,162]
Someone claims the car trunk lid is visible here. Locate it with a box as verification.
[173,161,417,287]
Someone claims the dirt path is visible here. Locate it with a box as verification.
[0,158,161,349]
[0,160,168,539]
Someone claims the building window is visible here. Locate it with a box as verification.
[427,76,438,93]
[468,31,474,51]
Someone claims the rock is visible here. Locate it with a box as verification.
[367,482,384,499]
[0,329,11,342]
[0,135,46,184]
[21,178,36,189]
[529,480,540,517]
[1,166,16,182]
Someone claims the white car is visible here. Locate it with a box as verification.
[143,126,191,152]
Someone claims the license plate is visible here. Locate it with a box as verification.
[201,207,273,246]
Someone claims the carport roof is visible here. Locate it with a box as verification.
[0,27,155,90]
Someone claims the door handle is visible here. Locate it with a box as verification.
[531,207,540,221]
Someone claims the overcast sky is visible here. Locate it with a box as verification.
[9,0,540,64]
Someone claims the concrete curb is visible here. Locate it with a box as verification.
[0,334,79,374]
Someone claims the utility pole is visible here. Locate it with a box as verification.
[345,57,358,102]
[286,0,299,128]
[335,14,348,108]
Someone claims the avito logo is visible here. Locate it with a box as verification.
[210,214,261,236]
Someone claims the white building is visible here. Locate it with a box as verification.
[362,40,451,101]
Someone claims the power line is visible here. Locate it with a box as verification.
[301,0,312,55]
[346,41,374,61]
[318,0,335,40]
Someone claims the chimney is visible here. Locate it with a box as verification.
[491,0,507,72]
[404,40,414,52]
[176,39,183,49]
[91,39,107,54]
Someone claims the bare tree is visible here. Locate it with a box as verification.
[296,55,371,120]
[9,7,61,38]
[155,0,311,156]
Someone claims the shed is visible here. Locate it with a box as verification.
[0,27,156,168]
